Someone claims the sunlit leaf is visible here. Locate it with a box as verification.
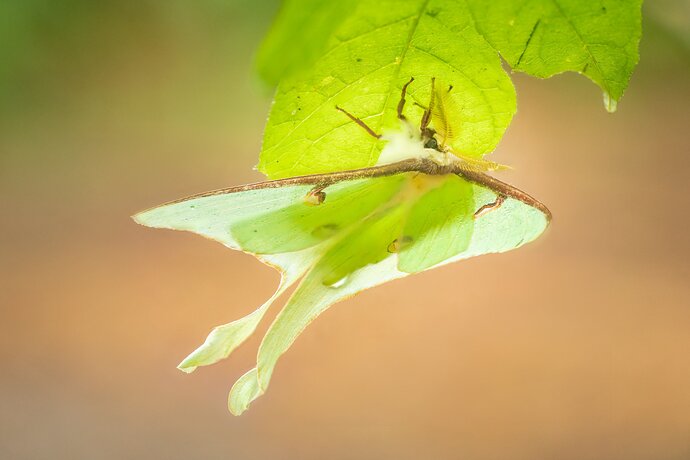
[258,0,516,179]
[256,0,357,84]
[465,0,643,111]
[257,0,642,179]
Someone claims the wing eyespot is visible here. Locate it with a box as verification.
[304,187,326,206]
[387,235,413,253]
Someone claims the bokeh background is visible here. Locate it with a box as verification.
[1,1,689,459]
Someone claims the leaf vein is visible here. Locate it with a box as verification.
[264,62,397,163]
[365,0,433,165]
[549,0,610,95]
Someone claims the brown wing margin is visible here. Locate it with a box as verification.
[136,158,551,222]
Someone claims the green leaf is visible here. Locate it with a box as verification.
[133,160,551,414]
[465,0,643,112]
[256,0,357,84]
[256,0,642,179]
[258,0,517,179]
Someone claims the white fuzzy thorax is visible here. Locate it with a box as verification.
[376,119,452,166]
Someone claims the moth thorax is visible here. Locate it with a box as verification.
[428,149,456,167]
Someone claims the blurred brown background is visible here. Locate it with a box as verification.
[1,1,689,459]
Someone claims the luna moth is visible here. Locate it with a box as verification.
[134,77,551,415]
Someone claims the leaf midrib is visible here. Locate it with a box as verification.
[365,0,432,165]
[549,0,611,95]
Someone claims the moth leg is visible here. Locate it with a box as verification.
[474,194,507,219]
[397,77,415,121]
[336,106,381,139]
[419,107,432,134]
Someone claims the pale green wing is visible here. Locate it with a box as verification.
[133,186,321,372]
[228,368,263,415]
[229,204,413,414]
[459,185,548,258]
[134,185,312,247]
[318,204,408,287]
[229,205,412,413]
[239,252,409,414]
[398,175,475,273]
[133,174,406,373]
[174,251,314,373]
[225,169,550,415]
[134,160,551,415]
[231,175,406,254]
